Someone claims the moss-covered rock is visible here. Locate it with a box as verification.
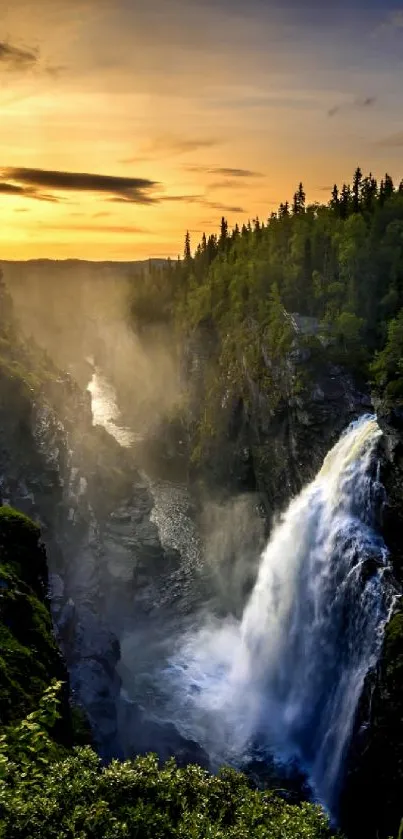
[0,506,72,744]
[0,506,46,596]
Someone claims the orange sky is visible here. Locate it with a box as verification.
[1,0,403,260]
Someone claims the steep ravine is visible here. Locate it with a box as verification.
[0,356,200,762]
[1,304,403,837]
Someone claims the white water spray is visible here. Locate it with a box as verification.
[164,416,393,814]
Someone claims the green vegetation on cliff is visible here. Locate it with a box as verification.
[0,506,71,739]
[128,168,403,462]
[0,684,335,839]
[0,509,335,838]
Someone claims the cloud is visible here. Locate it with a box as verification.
[361,96,377,107]
[208,180,243,191]
[158,193,246,213]
[161,194,204,204]
[0,182,27,195]
[0,41,39,71]
[0,40,62,77]
[187,166,263,177]
[45,63,66,78]
[376,10,403,35]
[122,135,220,162]
[374,131,403,148]
[203,200,246,213]
[390,10,403,29]
[327,95,377,117]
[1,167,159,204]
[0,180,58,202]
[43,223,148,234]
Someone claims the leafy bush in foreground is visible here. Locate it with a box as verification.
[0,683,336,839]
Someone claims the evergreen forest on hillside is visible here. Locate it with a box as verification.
[128,168,403,459]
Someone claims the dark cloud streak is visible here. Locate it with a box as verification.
[43,223,148,234]
[374,131,403,147]
[1,167,159,204]
[0,41,39,70]
[187,165,263,177]
[121,136,220,163]
[158,193,247,212]
[327,95,377,117]
[0,180,58,202]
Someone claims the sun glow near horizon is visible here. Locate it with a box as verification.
[1,0,403,260]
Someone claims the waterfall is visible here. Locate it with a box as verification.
[164,416,393,815]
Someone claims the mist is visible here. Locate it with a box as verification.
[1,260,181,437]
[1,257,268,769]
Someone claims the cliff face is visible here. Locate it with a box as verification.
[0,293,200,764]
[180,320,372,517]
[338,403,403,839]
[0,367,173,760]
[0,505,72,743]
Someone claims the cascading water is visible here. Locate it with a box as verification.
[163,416,394,816]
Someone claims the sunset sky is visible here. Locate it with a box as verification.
[1,0,403,260]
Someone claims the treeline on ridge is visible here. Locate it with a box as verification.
[129,168,403,418]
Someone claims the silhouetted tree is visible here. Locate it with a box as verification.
[292,182,306,215]
[384,173,395,200]
[184,231,191,261]
[330,184,339,213]
[219,217,228,249]
[339,184,351,220]
[352,167,362,213]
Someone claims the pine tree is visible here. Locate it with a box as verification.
[361,173,378,213]
[232,223,240,241]
[384,173,394,200]
[352,167,363,213]
[339,184,351,220]
[207,234,218,264]
[330,184,339,212]
[184,231,191,261]
[219,217,228,249]
[292,183,306,215]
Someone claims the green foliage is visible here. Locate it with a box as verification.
[126,168,403,467]
[0,507,70,735]
[0,506,42,587]
[371,308,403,399]
[0,685,336,839]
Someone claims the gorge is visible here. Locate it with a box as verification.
[2,189,403,839]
